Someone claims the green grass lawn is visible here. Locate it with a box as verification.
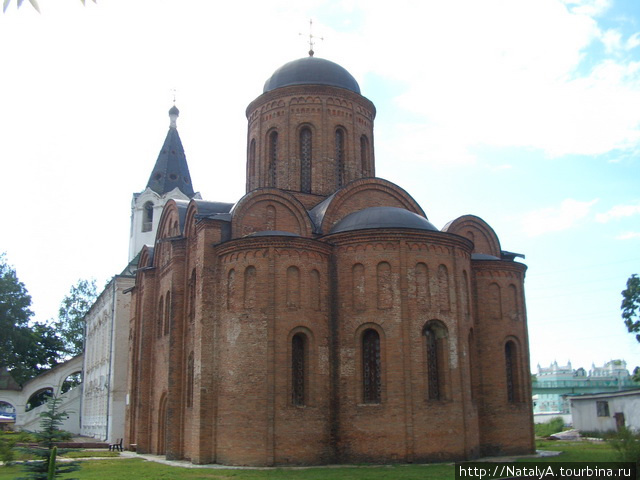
[0,440,622,480]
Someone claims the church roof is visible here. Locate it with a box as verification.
[146,106,195,198]
[330,207,438,234]
[263,56,361,94]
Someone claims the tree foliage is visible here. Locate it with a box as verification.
[54,279,98,357]
[622,274,640,342]
[18,396,80,480]
[0,253,64,386]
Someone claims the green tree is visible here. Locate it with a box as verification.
[53,279,98,357]
[18,396,80,479]
[622,274,640,342]
[0,253,64,385]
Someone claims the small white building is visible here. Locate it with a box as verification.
[570,389,640,433]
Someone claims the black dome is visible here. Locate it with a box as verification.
[330,207,438,234]
[263,56,361,94]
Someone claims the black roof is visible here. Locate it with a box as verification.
[330,207,438,234]
[263,56,361,94]
[146,107,195,198]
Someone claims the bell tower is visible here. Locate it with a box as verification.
[245,55,376,208]
[128,105,198,261]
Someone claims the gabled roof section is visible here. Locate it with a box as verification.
[146,105,195,198]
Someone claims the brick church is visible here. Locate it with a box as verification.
[125,52,535,466]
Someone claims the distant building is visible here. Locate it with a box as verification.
[533,360,636,416]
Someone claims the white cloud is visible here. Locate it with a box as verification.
[345,0,640,161]
[521,198,599,236]
[596,202,640,222]
[561,0,612,16]
[602,29,623,54]
[627,33,640,51]
[617,232,640,240]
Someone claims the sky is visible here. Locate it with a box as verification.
[1,0,639,374]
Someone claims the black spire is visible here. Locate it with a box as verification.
[146,106,195,197]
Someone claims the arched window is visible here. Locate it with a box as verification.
[335,128,345,187]
[143,202,154,232]
[268,131,278,187]
[362,329,381,404]
[360,135,370,177]
[505,340,521,403]
[300,127,312,193]
[164,290,171,336]
[157,296,164,339]
[186,352,194,408]
[424,321,448,400]
[25,388,53,412]
[291,333,307,406]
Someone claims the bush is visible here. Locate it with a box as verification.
[535,417,566,437]
[608,427,640,464]
[0,434,15,465]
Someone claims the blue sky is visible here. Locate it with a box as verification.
[1,0,639,373]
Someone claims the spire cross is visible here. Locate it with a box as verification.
[300,19,323,57]
[170,88,177,105]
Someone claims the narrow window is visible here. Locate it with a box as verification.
[266,205,276,231]
[415,263,430,311]
[268,131,278,187]
[248,138,256,189]
[186,352,194,408]
[286,266,300,309]
[143,202,154,232]
[507,284,519,321]
[164,290,171,336]
[377,261,393,309]
[227,269,236,310]
[424,322,447,400]
[188,269,196,323]
[157,296,164,339]
[489,283,502,320]
[462,271,471,318]
[244,266,257,310]
[360,135,370,177]
[335,128,345,187]
[468,329,477,401]
[362,329,381,404]
[438,265,451,312]
[352,263,366,311]
[505,341,520,403]
[310,269,321,311]
[300,127,312,193]
[292,333,306,406]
